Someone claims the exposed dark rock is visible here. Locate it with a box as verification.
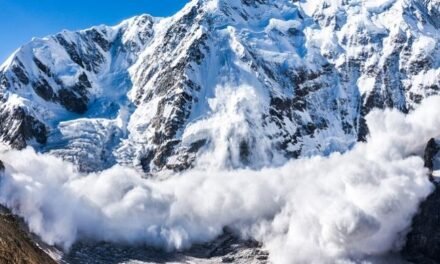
[357,115,369,142]
[58,88,88,114]
[144,91,193,171]
[0,73,10,90]
[78,72,92,88]
[140,151,155,172]
[424,138,440,173]
[63,228,268,264]
[31,71,90,113]
[270,97,293,119]
[56,35,85,68]
[402,183,440,264]
[0,106,47,149]
[32,79,55,101]
[11,61,29,85]
[87,29,111,52]
[241,0,267,7]
[410,92,424,104]
[33,57,52,77]
[0,208,56,264]
[239,140,251,164]
[188,139,207,153]
[153,140,180,168]
[56,33,105,73]
[186,33,208,65]
[402,138,440,263]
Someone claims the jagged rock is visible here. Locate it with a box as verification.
[0,0,439,263]
[402,138,440,263]
[0,207,56,264]
[0,0,438,173]
[63,229,268,264]
[0,106,47,149]
[425,138,440,173]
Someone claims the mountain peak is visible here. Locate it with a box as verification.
[175,0,299,25]
[0,1,440,263]
[0,0,439,172]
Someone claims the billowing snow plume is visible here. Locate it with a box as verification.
[1,89,439,263]
[182,85,285,169]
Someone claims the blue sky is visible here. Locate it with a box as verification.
[0,0,189,63]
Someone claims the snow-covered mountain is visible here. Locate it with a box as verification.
[1,1,440,263]
[0,0,439,174]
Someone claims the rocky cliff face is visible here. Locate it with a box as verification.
[0,0,439,173]
[63,229,268,264]
[0,205,57,264]
[402,138,440,263]
[0,15,156,171]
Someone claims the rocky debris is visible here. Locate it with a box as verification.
[0,207,56,264]
[187,229,269,263]
[424,138,440,177]
[63,229,268,264]
[402,138,440,263]
[0,205,269,264]
[0,106,47,149]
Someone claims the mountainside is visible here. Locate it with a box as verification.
[0,210,57,264]
[1,1,440,263]
[0,0,439,173]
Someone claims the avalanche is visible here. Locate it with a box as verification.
[1,93,440,264]
[0,0,439,263]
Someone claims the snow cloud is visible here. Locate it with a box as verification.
[1,92,440,263]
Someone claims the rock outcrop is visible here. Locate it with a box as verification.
[0,0,439,263]
[0,207,56,264]
[63,229,268,264]
[402,138,440,263]
[0,0,438,173]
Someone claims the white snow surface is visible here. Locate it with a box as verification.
[0,0,439,262]
[0,0,439,171]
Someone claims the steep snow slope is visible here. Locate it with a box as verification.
[0,0,439,173]
[0,15,156,171]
